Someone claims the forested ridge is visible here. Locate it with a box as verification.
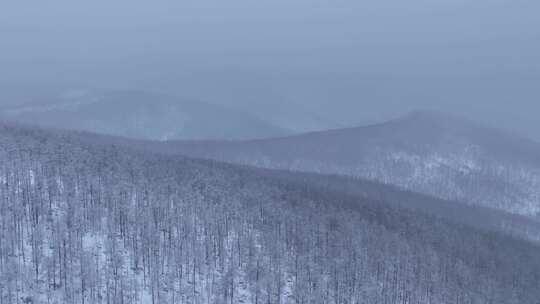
[164,111,540,218]
[0,123,539,304]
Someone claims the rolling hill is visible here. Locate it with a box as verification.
[0,89,289,140]
[166,111,540,217]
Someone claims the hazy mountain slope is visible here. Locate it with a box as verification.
[41,124,540,242]
[0,89,289,140]
[1,122,539,303]
[167,111,540,217]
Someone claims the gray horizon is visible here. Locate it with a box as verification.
[1,0,539,140]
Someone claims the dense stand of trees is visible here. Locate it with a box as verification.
[0,124,539,304]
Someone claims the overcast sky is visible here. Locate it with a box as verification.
[1,0,539,139]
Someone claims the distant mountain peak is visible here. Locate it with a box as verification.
[398,110,471,125]
[378,110,495,140]
[0,89,290,141]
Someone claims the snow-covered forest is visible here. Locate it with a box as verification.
[2,0,540,302]
[1,123,539,304]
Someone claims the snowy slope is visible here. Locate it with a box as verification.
[1,122,540,303]
[168,111,540,217]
